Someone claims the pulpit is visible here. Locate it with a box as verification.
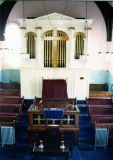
[28,79,79,144]
[28,98,79,144]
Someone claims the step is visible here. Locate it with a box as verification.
[79,142,94,151]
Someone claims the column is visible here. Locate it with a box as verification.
[35,27,43,67]
[68,27,75,66]
[52,28,57,67]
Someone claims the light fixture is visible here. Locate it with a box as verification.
[80,1,89,60]
[98,41,113,55]
[20,0,27,55]
[21,0,26,29]
[58,0,70,29]
[41,0,53,29]
[41,0,70,30]
[98,41,113,63]
[84,1,88,31]
[84,1,91,31]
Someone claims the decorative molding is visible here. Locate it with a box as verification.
[68,27,75,30]
[20,27,26,30]
[84,27,92,30]
[35,27,42,30]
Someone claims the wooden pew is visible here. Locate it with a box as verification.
[10,82,20,90]
[0,115,18,126]
[89,83,108,91]
[0,96,24,126]
[86,97,113,107]
[89,107,113,117]
[0,82,11,89]
[0,89,20,96]
[92,119,113,145]
[89,91,113,98]
[0,82,22,126]
[0,96,24,105]
[0,82,20,90]
[89,84,113,98]
[87,96,113,145]
[0,104,22,116]
[91,116,113,124]
[0,110,21,126]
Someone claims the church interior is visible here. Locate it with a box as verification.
[0,0,113,160]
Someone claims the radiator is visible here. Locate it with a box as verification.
[1,126,15,146]
[95,128,108,149]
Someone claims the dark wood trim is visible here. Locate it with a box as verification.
[95,1,113,41]
[0,1,17,40]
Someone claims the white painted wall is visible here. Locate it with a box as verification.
[20,64,90,100]
[19,13,91,100]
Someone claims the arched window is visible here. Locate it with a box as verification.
[75,32,85,59]
[26,32,37,59]
[43,30,68,68]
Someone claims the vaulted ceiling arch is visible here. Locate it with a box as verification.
[0,1,113,41]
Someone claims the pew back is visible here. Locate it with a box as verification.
[86,97,113,106]
[0,89,20,96]
[89,107,113,116]
[0,97,24,105]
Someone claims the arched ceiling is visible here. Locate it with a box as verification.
[95,1,113,41]
[0,1,113,41]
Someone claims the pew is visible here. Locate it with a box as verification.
[0,104,22,116]
[89,83,108,91]
[89,83,112,98]
[0,89,20,96]
[87,97,113,146]
[92,120,113,145]
[0,82,20,90]
[0,82,22,127]
[89,91,113,98]
[89,107,113,117]
[0,96,24,126]
[0,82,11,89]
[0,115,18,126]
[0,96,24,105]
[0,113,20,126]
[91,116,113,124]
[10,82,20,90]
[86,97,113,107]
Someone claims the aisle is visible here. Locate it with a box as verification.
[78,103,95,150]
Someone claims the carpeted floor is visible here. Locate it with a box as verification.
[0,100,113,160]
